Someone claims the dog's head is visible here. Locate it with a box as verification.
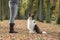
[28,13,35,20]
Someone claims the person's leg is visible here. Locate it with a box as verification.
[9,5,18,23]
[9,1,18,33]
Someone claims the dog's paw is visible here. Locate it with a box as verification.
[42,31,47,34]
[29,31,36,34]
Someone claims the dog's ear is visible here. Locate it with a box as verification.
[31,14,35,19]
[28,13,31,17]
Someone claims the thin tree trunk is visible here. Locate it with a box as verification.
[16,9,21,19]
[0,0,4,21]
[28,0,34,13]
[50,0,56,18]
[45,0,51,23]
[5,0,9,20]
[57,0,60,24]
[38,0,44,22]
[0,0,1,20]
[25,0,34,19]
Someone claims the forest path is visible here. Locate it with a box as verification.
[0,20,60,40]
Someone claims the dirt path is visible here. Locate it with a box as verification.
[0,20,60,40]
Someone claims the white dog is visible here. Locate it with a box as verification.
[27,14,41,33]
[27,17,36,33]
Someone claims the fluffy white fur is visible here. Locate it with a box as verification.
[27,17,36,33]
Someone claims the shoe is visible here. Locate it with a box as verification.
[9,23,18,33]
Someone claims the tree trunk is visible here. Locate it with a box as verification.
[0,0,1,20]
[27,0,34,14]
[16,9,21,19]
[5,0,9,20]
[46,0,51,23]
[57,0,60,24]
[38,0,44,22]
[50,0,56,18]
[0,0,4,21]
[25,0,34,19]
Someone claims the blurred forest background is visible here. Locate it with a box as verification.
[0,0,60,24]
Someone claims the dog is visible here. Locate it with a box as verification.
[27,14,41,34]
